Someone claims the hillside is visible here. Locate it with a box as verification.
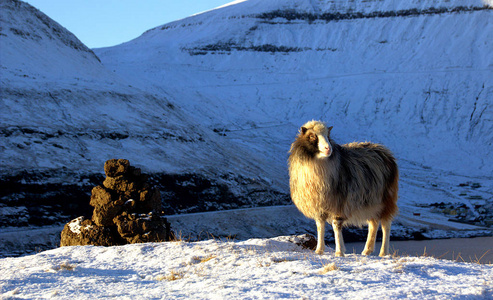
[96,0,493,228]
[96,0,492,177]
[0,0,288,230]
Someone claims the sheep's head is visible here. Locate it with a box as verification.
[298,121,333,158]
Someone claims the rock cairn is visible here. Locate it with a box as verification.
[60,159,170,246]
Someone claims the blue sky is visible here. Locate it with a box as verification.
[23,0,234,49]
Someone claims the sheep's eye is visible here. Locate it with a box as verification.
[309,134,316,141]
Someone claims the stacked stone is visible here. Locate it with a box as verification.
[60,159,170,247]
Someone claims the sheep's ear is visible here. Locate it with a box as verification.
[301,126,308,135]
[328,126,333,134]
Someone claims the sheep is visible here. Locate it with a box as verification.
[288,120,399,257]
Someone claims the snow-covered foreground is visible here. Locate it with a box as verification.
[1,237,492,299]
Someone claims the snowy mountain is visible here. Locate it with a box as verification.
[96,0,493,177]
[0,0,492,256]
[0,0,101,87]
[0,0,289,230]
[95,0,493,226]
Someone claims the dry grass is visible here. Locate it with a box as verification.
[200,255,217,263]
[392,245,491,265]
[48,261,76,272]
[170,230,193,242]
[159,253,220,280]
[390,248,401,259]
[472,250,491,264]
[272,257,296,263]
[156,270,185,281]
[59,261,76,271]
[451,250,492,265]
[319,262,339,274]
[191,255,217,264]
[392,259,406,273]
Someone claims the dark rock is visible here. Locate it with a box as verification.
[91,202,123,226]
[113,212,169,243]
[138,187,161,212]
[60,217,123,246]
[103,176,136,192]
[104,159,130,177]
[89,185,113,207]
[294,234,318,250]
[60,159,171,247]
[130,166,142,177]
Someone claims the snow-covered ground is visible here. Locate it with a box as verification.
[1,236,492,299]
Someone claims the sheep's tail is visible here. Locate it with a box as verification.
[380,161,399,222]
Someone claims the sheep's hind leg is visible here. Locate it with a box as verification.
[362,219,379,255]
[332,218,345,257]
[379,219,392,257]
[315,218,326,254]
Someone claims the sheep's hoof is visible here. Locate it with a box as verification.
[379,252,389,257]
[315,248,324,255]
[334,251,345,257]
[362,249,373,256]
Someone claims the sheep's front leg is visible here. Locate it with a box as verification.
[332,218,345,257]
[315,218,326,254]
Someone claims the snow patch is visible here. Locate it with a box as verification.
[67,216,84,235]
